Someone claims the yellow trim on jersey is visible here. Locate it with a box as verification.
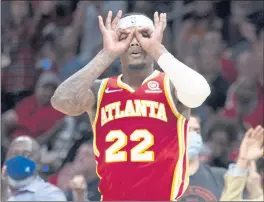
[163,75,181,119]
[182,151,190,195]
[170,115,187,200]
[177,127,190,199]
[117,70,160,93]
[92,78,109,157]
[142,70,160,84]
[117,74,135,92]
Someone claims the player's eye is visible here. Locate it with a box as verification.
[119,34,127,41]
[142,32,150,38]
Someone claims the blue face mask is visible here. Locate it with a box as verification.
[5,156,37,188]
[187,131,203,160]
[38,58,52,70]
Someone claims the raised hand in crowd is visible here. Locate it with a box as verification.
[69,175,88,201]
[237,125,264,169]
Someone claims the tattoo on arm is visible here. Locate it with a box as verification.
[51,50,117,116]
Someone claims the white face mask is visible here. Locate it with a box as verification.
[187,131,203,160]
[7,175,36,189]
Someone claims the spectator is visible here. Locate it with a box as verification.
[176,1,222,60]
[2,72,65,149]
[49,142,100,201]
[40,116,77,172]
[1,136,66,201]
[221,11,264,85]
[68,175,89,201]
[220,126,264,201]
[223,77,263,129]
[203,116,239,168]
[180,114,226,201]
[78,1,128,80]
[57,1,89,81]
[197,43,229,111]
[1,1,55,112]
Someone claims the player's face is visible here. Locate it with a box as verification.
[120,27,153,70]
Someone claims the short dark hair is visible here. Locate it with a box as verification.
[203,116,238,144]
[122,12,149,19]
[247,11,264,39]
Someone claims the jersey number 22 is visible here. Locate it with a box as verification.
[105,129,154,162]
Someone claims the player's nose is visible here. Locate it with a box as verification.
[130,36,140,47]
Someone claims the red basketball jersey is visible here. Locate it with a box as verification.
[93,70,189,200]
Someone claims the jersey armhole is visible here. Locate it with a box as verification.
[92,78,109,127]
[163,75,181,119]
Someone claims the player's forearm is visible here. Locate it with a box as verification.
[51,50,117,116]
[150,44,211,108]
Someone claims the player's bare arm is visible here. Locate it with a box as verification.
[51,10,135,116]
[135,12,211,111]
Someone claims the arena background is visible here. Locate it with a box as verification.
[1,0,263,201]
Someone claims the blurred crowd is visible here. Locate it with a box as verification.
[1,0,263,201]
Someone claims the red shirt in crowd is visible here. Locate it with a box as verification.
[11,95,65,138]
[223,84,263,128]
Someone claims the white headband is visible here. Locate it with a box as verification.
[116,15,155,31]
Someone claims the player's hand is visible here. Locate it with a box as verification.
[98,10,135,57]
[238,126,264,161]
[135,12,167,58]
[69,175,88,201]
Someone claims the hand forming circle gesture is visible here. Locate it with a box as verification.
[135,12,167,52]
[98,10,134,56]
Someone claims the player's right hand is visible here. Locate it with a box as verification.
[98,10,134,56]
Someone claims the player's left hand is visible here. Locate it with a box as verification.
[135,12,167,58]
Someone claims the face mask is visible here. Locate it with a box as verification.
[5,156,37,189]
[37,58,52,70]
[187,131,203,160]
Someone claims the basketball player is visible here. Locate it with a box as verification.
[51,10,210,200]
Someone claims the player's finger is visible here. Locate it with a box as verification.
[105,11,113,30]
[98,16,107,34]
[112,10,122,30]
[160,13,167,30]
[154,11,159,28]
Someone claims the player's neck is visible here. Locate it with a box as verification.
[189,157,200,176]
[121,66,154,89]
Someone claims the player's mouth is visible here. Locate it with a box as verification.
[130,51,142,57]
